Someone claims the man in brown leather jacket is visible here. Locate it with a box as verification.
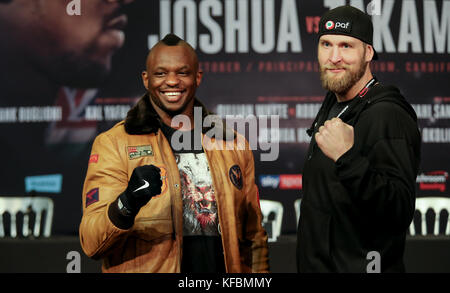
[79,34,269,273]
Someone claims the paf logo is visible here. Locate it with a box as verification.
[416,171,448,192]
[325,20,350,30]
[325,20,335,30]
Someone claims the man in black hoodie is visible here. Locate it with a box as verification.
[296,6,421,272]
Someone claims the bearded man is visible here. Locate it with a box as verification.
[296,6,421,273]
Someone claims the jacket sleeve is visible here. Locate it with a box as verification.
[335,107,420,234]
[79,132,131,259]
[242,145,270,272]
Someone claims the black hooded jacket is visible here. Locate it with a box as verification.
[297,82,421,272]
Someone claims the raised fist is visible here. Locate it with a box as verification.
[119,165,162,215]
[315,117,354,162]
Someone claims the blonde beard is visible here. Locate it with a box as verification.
[320,52,368,95]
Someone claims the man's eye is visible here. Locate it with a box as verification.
[179,71,189,75]
[155,72,165,76]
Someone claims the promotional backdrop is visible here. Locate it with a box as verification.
[1,0,449,235]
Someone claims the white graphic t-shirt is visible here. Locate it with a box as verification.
[175,153,220,237]
[160,122,225,272]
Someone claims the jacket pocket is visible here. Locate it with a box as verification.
[298,201,334,271]
[132,218,173,242]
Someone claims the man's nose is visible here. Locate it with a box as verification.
[329,47,342,64]
[165,72,180,86]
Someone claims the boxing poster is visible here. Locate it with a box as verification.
[0,0,448,234]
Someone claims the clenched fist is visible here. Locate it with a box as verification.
[315,117,354,162]
[119,165,162,215]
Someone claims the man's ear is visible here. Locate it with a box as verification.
[142,71,149,90]
[366,45,375,62]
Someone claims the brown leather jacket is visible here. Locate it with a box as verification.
[79,95,269,273]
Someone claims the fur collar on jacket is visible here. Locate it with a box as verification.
[124,94,234,140]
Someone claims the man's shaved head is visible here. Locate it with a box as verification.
[141,34,203,123]
[145,34,198,71]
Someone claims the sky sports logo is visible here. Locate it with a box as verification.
[259,174,302,190]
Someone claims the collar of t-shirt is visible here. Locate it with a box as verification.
[327,99,354,120]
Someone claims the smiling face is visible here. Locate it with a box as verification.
[142,43,203,120]
[318,34,372,96]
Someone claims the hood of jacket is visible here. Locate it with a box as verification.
[307,82,417,137]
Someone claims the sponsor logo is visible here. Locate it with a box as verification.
[279,174,302,190]
[127,145,153,160]
[335,21,350,29]
[89,154,99,164]
[86,187,99,207]
[325,20,335,30]
[416,171,448,192]
[260,175,280,189]
[259,174,302,190]
[133,180,149,193]
[325,20,350,31]
[25,174,63,194]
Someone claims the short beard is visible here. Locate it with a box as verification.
[320,50,368,95]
